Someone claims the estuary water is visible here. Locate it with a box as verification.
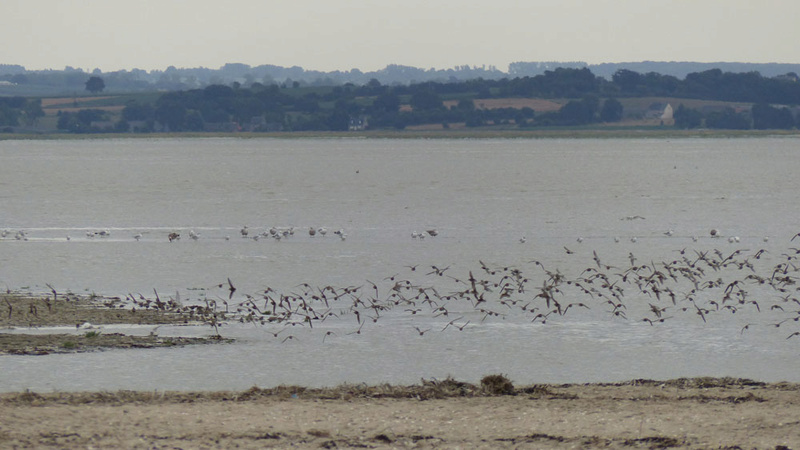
[1,136,800,392]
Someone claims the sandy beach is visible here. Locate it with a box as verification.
[1,378,799,449]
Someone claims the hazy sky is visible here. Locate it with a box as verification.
[3,0,799,73]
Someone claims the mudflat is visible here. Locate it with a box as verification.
[0,293,220,355]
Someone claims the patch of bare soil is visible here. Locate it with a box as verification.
[0,294,220,355]
[39,97,113,107]
[401,98,563,113]
[447,97,565,112]
[0,377,798,449]
[43,105,124,116]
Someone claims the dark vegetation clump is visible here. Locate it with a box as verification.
[481,374,515,395]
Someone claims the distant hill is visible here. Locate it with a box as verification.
[586,62,800,80]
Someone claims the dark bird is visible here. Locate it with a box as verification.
[45,283,57,303]
[441,316,465,331]
[414,326,431,336]
[347,322,365,335]
[427,265,450,276]
[227,278,236,300]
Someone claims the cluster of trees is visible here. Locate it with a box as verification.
[612,68,800,104]
[491,67,800,105]
[674,103,798,130]
[0,96,44,131]
[535,97,623,126]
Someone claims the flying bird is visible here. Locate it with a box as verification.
[227,278,236,299]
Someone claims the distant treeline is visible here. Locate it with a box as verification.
[3,61,800,96]
[45,67,799,134]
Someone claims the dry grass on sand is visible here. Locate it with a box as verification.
[1,377,799,449]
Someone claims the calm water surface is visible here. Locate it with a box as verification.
[1,137,799,391]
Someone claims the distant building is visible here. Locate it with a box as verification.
[661,104,673,120]
[348,116,368,131]
[660,104,674,126]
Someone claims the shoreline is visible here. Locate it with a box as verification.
[2,128,800,141]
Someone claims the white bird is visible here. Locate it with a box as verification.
[519,236,527,244]
[664,229,674,236]
[189,230,200,240]
[614,236,620,243]
[133,233,143,241]
[630,237,638,243]
[577,237,584,243]
[317,227,328,237]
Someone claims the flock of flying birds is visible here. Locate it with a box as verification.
[2,226,440,242]
[103,229,800,343]
[5,225,800,342]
